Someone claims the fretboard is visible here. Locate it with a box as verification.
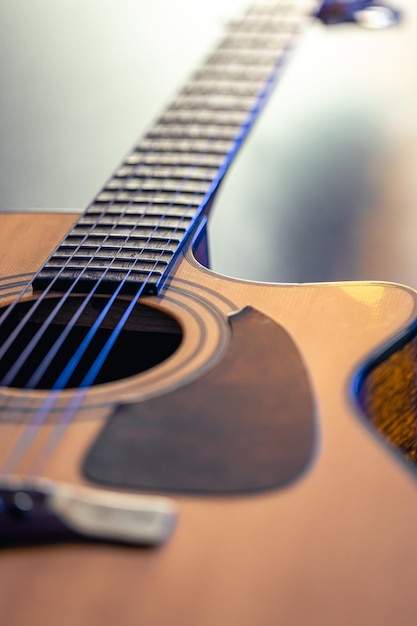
[34,0,318,296]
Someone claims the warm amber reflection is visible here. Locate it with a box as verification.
[359,338,417,463]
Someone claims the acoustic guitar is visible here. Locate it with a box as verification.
[0,1,417,624]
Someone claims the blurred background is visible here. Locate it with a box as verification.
[0,0,416,287]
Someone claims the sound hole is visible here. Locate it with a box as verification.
[0,296,182,390]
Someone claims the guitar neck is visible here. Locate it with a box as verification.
[33,0,318,297]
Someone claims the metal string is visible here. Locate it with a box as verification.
[0,146,228,473]
[0,134,204,387]
[0,1,306,474]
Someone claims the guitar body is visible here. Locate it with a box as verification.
[1,210,417,625]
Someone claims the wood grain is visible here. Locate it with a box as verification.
[1,212,417,625]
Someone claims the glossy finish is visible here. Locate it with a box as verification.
[1,211,417,624]
[1,1,417,623]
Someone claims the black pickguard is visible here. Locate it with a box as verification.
[84,306,316,495]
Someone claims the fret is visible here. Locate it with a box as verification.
[136,180,211,194]
[71,225,186,240]
[115,164,217,182]
[104,178,212,194]
[45,257,169,273]
[114,165,135,178]
[96,190,205,206]
[218,34,288,51]
[229,16,299,35]
[131,205,196,218]
[64,235,179,252]
[246,1,316,17]
[86,203,196,218]
[147,123,243,141]
[181,81,263,98]
[124,151,225,168]
[246,0,321,17]
[34,1,316,295]
[171,95,255,113]
[136,136,234,153]
[78,215,192,230]
[206,50,283,66]
[160,109,248,127]
[194,65,272,83]
[57,247,175,263]
[80,268,161,282]
[104,179,133,191]
[36,268,163,295]
[132,192,205,206]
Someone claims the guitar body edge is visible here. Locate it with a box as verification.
[1,211,417,625]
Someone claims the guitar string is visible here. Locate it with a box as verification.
[0,17,261,386]
[0,23,275,393]
[0,186,129,364]
[0,61,233,364]
[1,4,303,473]
[0,2,309,474]
[0,107,237,390]
[0,140,188,387]
[4,13,310,478]
[0,113,240,468]
[0,1,301,388]
[2,146,211,404]
[13,162,282,473]
[0,189,204,470]
[0,5,304,354]
[28,277,171,475]
[4,165,264,468]
[2,164,234,475]
[0,197,133,462]
[0,12,288,392]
